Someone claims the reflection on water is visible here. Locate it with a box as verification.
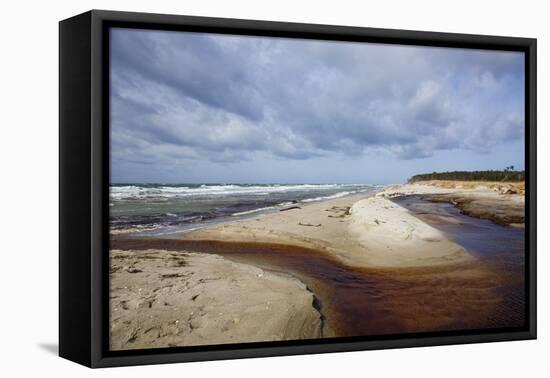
[393,195,526,328]
[393,196,525,271]
[111,196,526,338]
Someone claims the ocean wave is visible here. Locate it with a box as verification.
[231,206,277,216]
[109,184,378,235]
[109,223,164,235]
[109,183,363,200]
[302,191,356,202]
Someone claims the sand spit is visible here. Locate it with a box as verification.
[348,196,471,267]
[378,181,525,227]
[110,249,322,350]
[179,193,472,268]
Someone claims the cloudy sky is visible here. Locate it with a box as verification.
[110,28,525,184]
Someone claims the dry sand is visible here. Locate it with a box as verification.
[110,249,322,350]
[348,196,471,266]
[179,192,473,268]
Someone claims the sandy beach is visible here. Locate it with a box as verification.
[110,249,322,350]
[110,180,525,348]
[176,192,475,268]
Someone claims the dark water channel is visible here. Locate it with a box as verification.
[393,195,525,327]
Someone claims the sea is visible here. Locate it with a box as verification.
[110,183,379,235]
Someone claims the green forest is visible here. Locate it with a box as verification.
[408,169,525,183]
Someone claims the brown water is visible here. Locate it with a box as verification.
[111,197,526,338]
[393,195,526,328]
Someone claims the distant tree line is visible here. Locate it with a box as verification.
[408,170,525,183]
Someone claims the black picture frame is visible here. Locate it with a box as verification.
[59,9,537,368]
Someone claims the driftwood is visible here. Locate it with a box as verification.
[326,206,351,218]
[280,206,302,212]
[298,222,322,227]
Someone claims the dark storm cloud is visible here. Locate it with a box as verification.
[110,28,525,169]
[111,30,265,121]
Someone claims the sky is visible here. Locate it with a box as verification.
[110,28,525,184]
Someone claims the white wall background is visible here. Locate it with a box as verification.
[0,0,547,376]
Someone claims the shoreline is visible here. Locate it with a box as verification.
[171,190,473,268]
[110,184,379,236]
[109,180,525,349]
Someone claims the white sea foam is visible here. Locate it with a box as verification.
[109,183,359,201]
[301,191,359,202]
[231,206,276,216]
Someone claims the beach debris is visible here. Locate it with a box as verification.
[326,206,351,218]
[127,329,139,343]
[280,206,302,212]
[501,186,519,195]
[110,265,123,274]
[298,222,322,227]
[126,267,143,273]
[161,273,185,279]
[169,256,187,267]
[146,299,155,309]
[143,326,158,335]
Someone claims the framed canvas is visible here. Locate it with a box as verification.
[59,10,537,368]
